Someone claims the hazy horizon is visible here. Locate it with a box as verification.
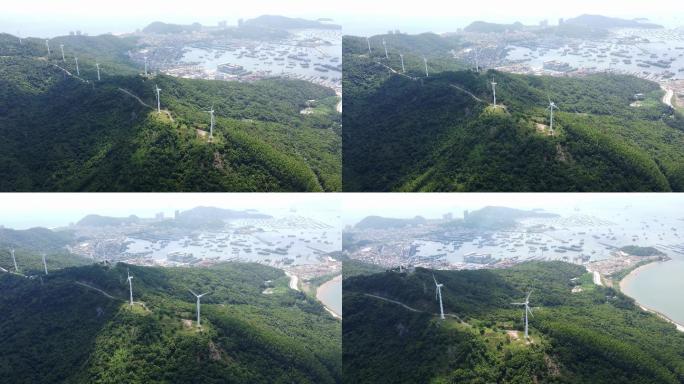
[341,193,684,226]
[0,193,341,230]
[2,0,682,38]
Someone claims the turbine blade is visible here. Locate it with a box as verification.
[527,306,534,318]
[526,290,532,301]
[189,289,198,297]
[432,273,438,285]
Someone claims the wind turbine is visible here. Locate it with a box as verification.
[144,56,148,76]
[382,38,388,59]
[10,248,18,273]
[60,44,65,62]
[189,289,209,327]
[96,63,101,81]
[546,98,559,133]
[433,274,445,320]
[366,37,372,56]
[155,84,161,113]
[491,81,497,107]
[75,57,80,76]
[45,39,50,56]
[42,253,48,275]
[400,53,405,73]
[511,291,533,339]
[205,104,215,140]
[423,56,429,77]
[127,269,134,306]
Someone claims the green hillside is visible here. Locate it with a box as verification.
[342,35,684,191]
[0,33,341,191]
[0,261,341,383]
[343,261,684,383]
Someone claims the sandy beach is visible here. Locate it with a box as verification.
[316,274,342,318]
[620,261,684,333]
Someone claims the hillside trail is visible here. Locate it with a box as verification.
[75,281,117,300]
[373,59,486,104]
[118,88,153,109]
[364,293,465,322]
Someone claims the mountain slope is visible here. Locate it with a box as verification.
[342,36,684,191]
[0,33,341,191]
[343,262,684,383]
[0,262,341,383]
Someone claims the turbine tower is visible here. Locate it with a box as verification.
[155,84,161,113]
[60,44,65,62]
[10,248,18,273]
[382,39,388,59]
[366,37,372,56]
[127,269,134,306]
[144,56,148,76]
[205,104,215,140]
[42,253,48,275]
[511,291,533,339]
[96,63,101,81]
[400,53,405,73]
[546,98,559,133]
[433,274,445,320]
[423,56,429,77]
[75,57,80,76]
[45,39,50,56]
[491,81,497,106]
[189,290,209,327]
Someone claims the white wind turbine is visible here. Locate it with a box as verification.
[155,84,161,113]
[205,104,215,141]
[382,39,388,59]
[189,289,210,327]
[127,269,134,306]
[491,81,498,107]
[400,53,405,73]
[60,44,65,62]
[423,56,429,77]
[546,98,559,133]
[96,63,101,81]
[433,274,445,320]
[74,56,80,76]
[45,39,50,56]
[42,253,48,275]
[511,291,533,339]
[366,37,372,56]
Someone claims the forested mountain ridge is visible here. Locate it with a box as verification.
[343,261,684,383]
[342,35,684,191]
[0,33,341,191]
[0,261,341,383]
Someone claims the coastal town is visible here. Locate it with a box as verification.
[127,21,342,96]
[450,25,684,110]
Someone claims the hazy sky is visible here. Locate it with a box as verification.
[1,193,682,229]
[0,193,340,229]
[2,0,682,37]
[340,193,684,225]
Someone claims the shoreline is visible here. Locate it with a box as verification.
[316,274,342,319]
[619,260,684,333]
